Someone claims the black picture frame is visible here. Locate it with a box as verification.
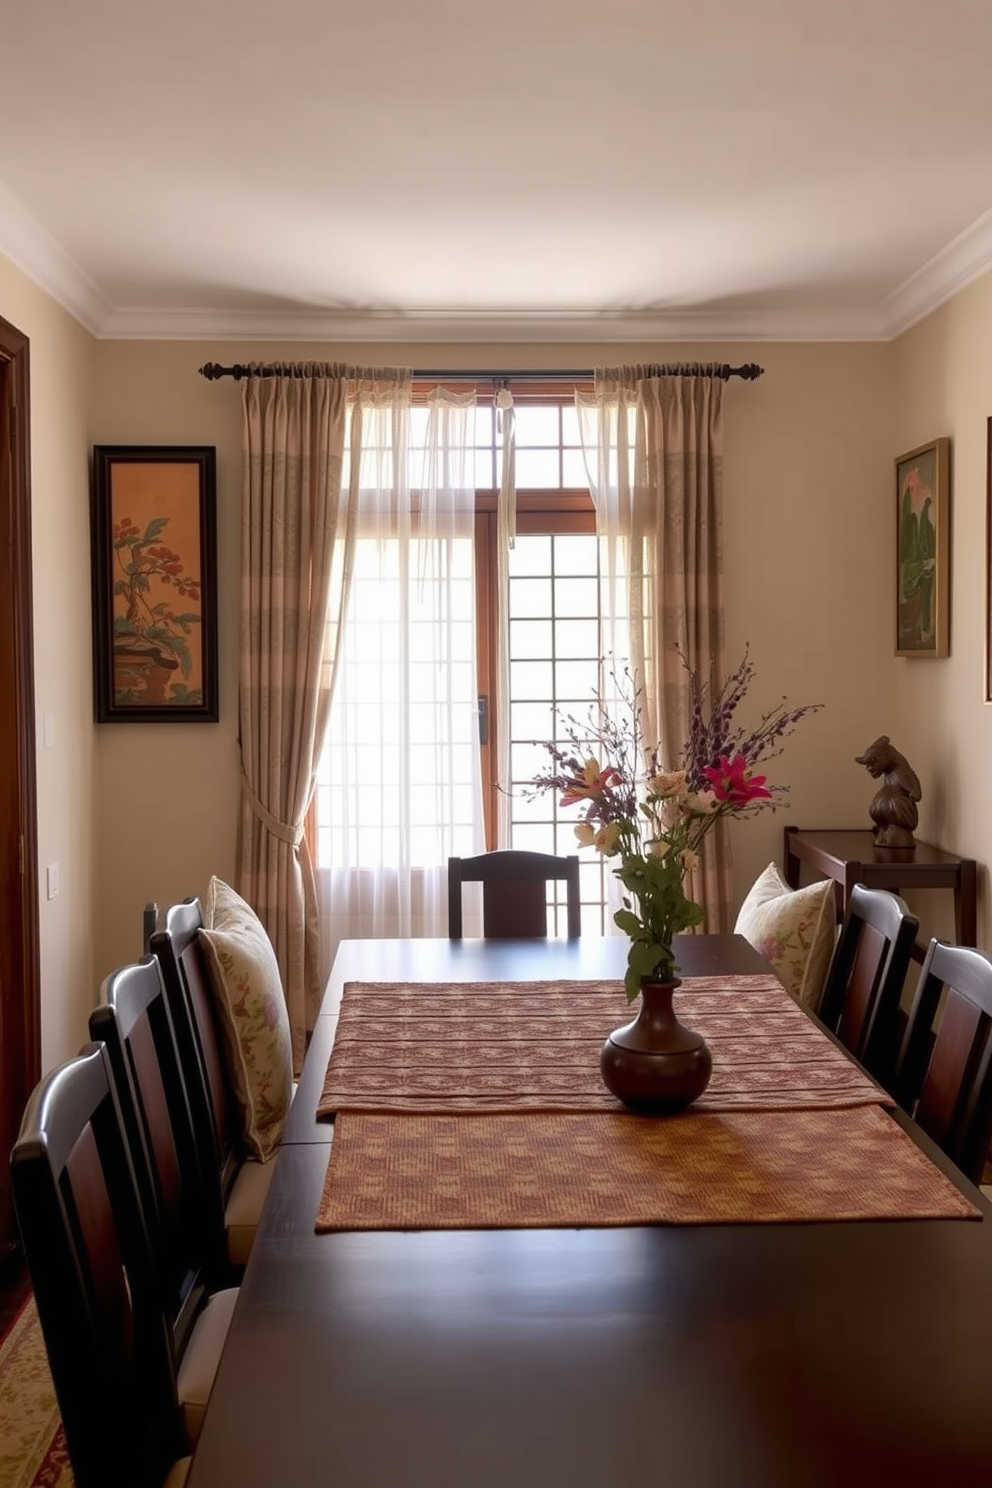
[91,445,219,722]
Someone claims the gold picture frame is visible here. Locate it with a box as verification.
[895,436,950,659]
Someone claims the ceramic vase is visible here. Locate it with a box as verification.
[599,976,712,1114]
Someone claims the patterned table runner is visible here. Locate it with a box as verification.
[316,975,889,1117]
[315,1105,982,1231]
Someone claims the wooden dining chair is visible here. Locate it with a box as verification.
[150,896,278,1268]
[11,1042,192,1488]
[143,900,159,953]
[448,849,581,939]
[893,938,992,1184]
[89,956,239,1447]
[816,884,919,1091]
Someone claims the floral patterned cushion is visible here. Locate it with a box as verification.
[198,877,293,1161]
[734,862,837,1010]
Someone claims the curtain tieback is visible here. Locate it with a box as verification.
[241,773,303,847]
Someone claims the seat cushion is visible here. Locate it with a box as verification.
[176,1285,239,1448]
[198,877,293,1160]
[734,862,836,1010]
[224,1155,278,1267]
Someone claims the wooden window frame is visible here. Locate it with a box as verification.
[309,381,596,859]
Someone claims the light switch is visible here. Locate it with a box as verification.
[46,863,59,899]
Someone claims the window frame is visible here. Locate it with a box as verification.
[309,379,596,860]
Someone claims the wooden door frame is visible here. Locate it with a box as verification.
[0,312,40,1261]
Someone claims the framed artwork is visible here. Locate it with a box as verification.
[895,436,950,659]
[91,445,219,721]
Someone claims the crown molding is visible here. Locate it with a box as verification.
[0,182,110,334]
[881,206,992,338]
[3,181,991,345]
[94,303,889,344]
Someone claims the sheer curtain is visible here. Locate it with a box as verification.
[576,365,733,931]
[315,385,485,972]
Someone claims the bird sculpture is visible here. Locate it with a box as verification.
[854,736,921,849]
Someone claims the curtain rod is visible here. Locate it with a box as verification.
[198,361,764,383]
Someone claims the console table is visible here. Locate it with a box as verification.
[783,826,977,958]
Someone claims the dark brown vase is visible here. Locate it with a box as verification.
[600,977,712,1114]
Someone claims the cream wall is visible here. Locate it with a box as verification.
[890,271,992,948]
[90,337,896,980]
[0,255,96,1067]
[3,247,961,1071]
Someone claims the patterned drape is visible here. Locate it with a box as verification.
[577,365,733,930]
[238,363,409,1065]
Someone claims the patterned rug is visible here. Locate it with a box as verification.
[318,975,890,1116]
[316,1104,983,1231]
[0,1295,71,1488]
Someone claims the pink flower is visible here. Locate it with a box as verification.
[701,752,772,806]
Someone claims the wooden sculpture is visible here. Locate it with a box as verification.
[854,736,921,849]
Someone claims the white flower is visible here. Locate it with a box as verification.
[681,847,700,871]
[594,821,622,856]
[647,769,687,799]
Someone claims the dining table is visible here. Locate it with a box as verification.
[186,934,992,1488]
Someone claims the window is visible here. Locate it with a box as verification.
[313,381,615,936]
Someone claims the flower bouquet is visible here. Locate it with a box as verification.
[530,651,822,1003]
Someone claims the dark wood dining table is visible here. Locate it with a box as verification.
[186,935,992,1488]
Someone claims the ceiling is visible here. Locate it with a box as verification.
[3,0,992,344]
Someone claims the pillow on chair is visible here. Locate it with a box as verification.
[734,862,836,1010]
[198,877,293,1160]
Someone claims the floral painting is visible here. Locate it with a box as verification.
[91,446,218,721]
[895,438,949,659]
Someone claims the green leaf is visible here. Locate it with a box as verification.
[613,907,644,938]
[143,517,169,541]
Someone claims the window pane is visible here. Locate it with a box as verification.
[511,700,557,739]
[510,738,553,781]
[553,618,600,659]
[510,788,555,824]
[562,449,589,488]
[509,660,554,700]
[513,406,560,444]
[508,535,551,576]
[509,618,553,659]
[508,577,552,618]
[561,405,581,444]
[553,660,601,702]
[554,577,598,618]
[552,536,598,575]
[515,449,561,488]
[474,449,495,489]
[511,821,558,854]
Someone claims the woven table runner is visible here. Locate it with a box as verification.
[316,976,889,1117]
[315,1105,982,1231]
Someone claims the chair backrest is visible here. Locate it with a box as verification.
[448,850,581,939]
[89,957,226,1359]
[143,900,159,954]
[11,1043,186,1488]
[816,884,918,1088]
[894,938,992,1184]
[150,898,244,1211]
